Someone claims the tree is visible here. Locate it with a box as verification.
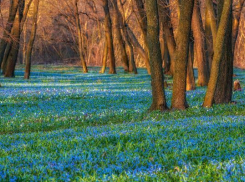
[24,0,40,79]
[171,0,194,110]
[146,0,168,111]
[0,0,19,71]
[203,0,232,107]
[5,0,25,77]
[102,0,116,74]
[192,0,209,86]
[74,0,88,73]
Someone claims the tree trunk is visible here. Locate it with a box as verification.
[186,40,195,91]
[99,40,108,74]
[134,0,151,74]
[0,0,18,70]
[5,0,25,77]
[203,0,232,107]
[102,0,116,74]
[171,0,194,110]
[146,0,168,111]
[158,0,176,76]
[75,0,88,73]
[24,0,39,79]
[111,0,129,72]
[214,0,233,104]
[192,0,209,86]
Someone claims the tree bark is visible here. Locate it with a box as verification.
[5,0,25,77]
[203,0,232,107]
[192,0,209,86]
[75,0,88,73]
[214,0,233,104]
[0,0,18,70]
[186,40,195,91]
[99,39,108,74]
[134,0,151,74]
[102,0,116,74]
[146,0,168,111]
[171,0,194,110]
[24,0,39,79]
[111,0,129,72]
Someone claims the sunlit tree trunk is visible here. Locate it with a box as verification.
[5,0,25,77]
[134,0,151,74]
[192,0,209,86]
[74,0,88,73]
[0,0,18,70]
[158,0,176,76]
[214,0,233,104]
[102,0,116,74]
[99,39,108,74]
[171,0,194,110]
[146,0,168,111]
[24,0,39,79]
[186,40,195,91]
[111,0,129,72]
[203,0,232,107]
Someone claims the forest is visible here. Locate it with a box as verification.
[0,0,245,181]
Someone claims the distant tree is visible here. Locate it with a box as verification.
[146,0,168,111]
[74,0,88,73]
[171,0,194,110]
[203,0,232,107]
[192,0,209,86]
[24,0,40,79]
[101,0,116,74]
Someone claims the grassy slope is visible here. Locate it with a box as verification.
[0,66,245,181]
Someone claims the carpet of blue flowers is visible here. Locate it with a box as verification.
[0,65,245,181]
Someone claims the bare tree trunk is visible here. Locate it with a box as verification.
[214,0,233,104]
[171,0,194,110]
[146,0,168,111]
[192,0,209,86]
[102,0,116,74]
[99,40,108,74]
[74,0,88,73]
[0,0,18,70]
[186,40,195,91]
[203,0,232,107]
[111,0,129,72]
[5,0,25,77]
[134,0,151,74]
[158,0,176,76]
[24,0,39,79]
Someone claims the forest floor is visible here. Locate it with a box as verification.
[0,65,245,181]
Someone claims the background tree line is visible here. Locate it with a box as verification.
[0,0,243,110]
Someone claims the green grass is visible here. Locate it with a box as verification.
[0,66,245,181]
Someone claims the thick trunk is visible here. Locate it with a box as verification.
[111,0,129,72]
[0,0,18,69]
[171,0,194,110]
[146,0,168,111]
[5,0,25,77]
[192,0,209,86]
[203,0,232,107]
[24,0,39,79]
[99,40,108,74]
[102,0,116,74]
[75,0,88,73]
[214,0,233,104]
